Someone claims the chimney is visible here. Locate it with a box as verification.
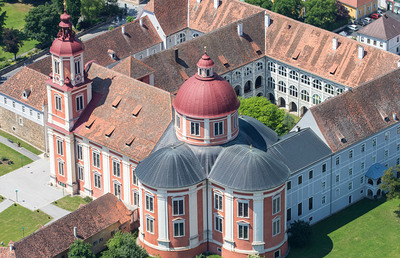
[121,25,125,35]
[358,45,364,60]
[332,37,338,51]
[398,60,400,67]
[197,0,201,3]
[9,244,13,252]
[214,0,219,9]
[265,12,270,28]
[139,19,143,27]
[174,48,179,62]
[393,113,398,120]
[296,126,301,132]
[74,227,78,238]
[237,23,243,37]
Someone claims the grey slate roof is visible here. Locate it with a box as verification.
[209,145,290,191]
[358,15,400,41]
[135,143,206,188]
[267,128,332,174]
[366,163,387,180]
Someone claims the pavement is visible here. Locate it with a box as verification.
[0,135,40,161]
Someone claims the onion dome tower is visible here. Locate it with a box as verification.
[173,53,240,145]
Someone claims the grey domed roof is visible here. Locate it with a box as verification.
[135,143,206,188]
[209,145,290,191]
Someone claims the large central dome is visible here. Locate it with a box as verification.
[173,53,240,118]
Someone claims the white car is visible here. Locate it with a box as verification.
[347,24,360,31]
[362,17,372,24]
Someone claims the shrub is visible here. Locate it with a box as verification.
[288,220,312,248]
[126,16,135,23]
[83,196,93,203]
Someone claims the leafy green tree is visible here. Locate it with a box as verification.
[336,0,349,21]
[126,16,135,23]
[305,0,337,30]
[24,2,60,47]
[102,0,121,18]
[81,0,104,22]
[101,231,147,258]
[2,28,23,60]
[53,0,65,13]
[238,96,289,136]
[288,220,312,248]
[66,0,81,27]
[272,0,302,20]
[380,166,400,200]
[0,0,7,44]
[245,0,273,10]
[68,239,95,258]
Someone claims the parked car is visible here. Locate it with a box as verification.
[347,24,360,31]
[377,10,384,16]
[369,13,379,19]
[362,17,373,24]
[354,20,364,26]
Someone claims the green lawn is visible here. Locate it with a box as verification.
[0,204,52,244]
[288,198,400,258]
[52,196,92,211]
[0,142,33,176]
[0,195,4,203]
[0,129,42,155]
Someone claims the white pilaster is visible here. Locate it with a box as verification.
[82,143,92,195]
[204,118,210,143]
[223,191,234,250]
[46,85,53,123]
[227,115,232,140]
[203,184,208,240]
[102,151,111,193]
[65,136,76,193]
[64,92,71,131]
[252,193,265,252]
[139,181,145,241]
[70,56,75,81]
[207,183,213,240]
[157,190,170,249]
[48,130,56,184]
[122,160,131,204]
[182,115,187,140]
[189,186,199,246]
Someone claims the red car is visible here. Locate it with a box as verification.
[369,13,379,19]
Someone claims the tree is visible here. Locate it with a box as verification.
[245,0,273,10]
[68,239,95,258]
[336,0,350,21]
[81,0,105,22]
[25,2,60,47]
[380,166,400,200]
[0,0,7,44]
[288,220,312,248]
[305,0,337,30]
[238,96,289,136]
[126,16,135,23]
[53,0,65,13]
[66,0,81,27]
[2,28,23,60]
[101,231,147,258]
[272,0,302,20]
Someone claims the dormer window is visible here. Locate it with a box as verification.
[22,89,31,99]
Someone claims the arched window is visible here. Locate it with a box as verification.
[233,71,241,81]
[324,84,334,94]
[337,88,344,95]
[268,77,275,89]
[223,75,230,83]
[289,85,298,97]
[244,81,252,93]
[301,75,310,85]
[176,32,186,44]
[256,62,263,71]
[289,70,298,81]
[312,94,321,105]
[278,66,287,76]
[234,86,241,96]
[244,66,252,76]
[268,62,276,72]
[313,79,322,90]
[278,81,286,93]
[192,33,199,38]
[301,90,310,102]
[255,76,262,89]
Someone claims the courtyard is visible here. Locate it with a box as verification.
[288,197,400,258]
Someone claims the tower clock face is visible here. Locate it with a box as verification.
[54,75,60,82]
[75,74,81,82]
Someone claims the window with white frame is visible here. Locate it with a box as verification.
[272,217,281,236]
[360,176,364,184]
[272,195,281,214]
[215,215,223,232]
[322,181,326,190]
[336,156,340,165]
[214,121,224,136]
[268,77,275,89]
[256,62,263,71]
[74,60,81,74]
[238,223,249,240]
[322,196,326,204]
[361,143,365,152]
[76,95,84,111]
[349,182,353,191]
[233,113,238,129]
[336,175,340,183]
[233,70,242,81]
[55,94,62,111]
[57,139,64,156]
[301,75,310,85]
[268,62,276,72]
[94,172,101,188]
[190,122,200,136]
[4,97,7,104]
[76,144,83,160]
[349,150,353,158]
[324,84,334,94]
[132,169,138,185]
[173,197,184,216]
[372,137,377,147]
[244,66,252,76]
[22,106,25,113]
[385,150,389,159]
[176,32,186,44]
[312,79,322,90]
[278,66,287,76]
[145,194,154,212]
[238,200,249,218]
[113,181,121,197]
[289,70,298,80]
[372,155,376,163]
[348,168,353,176]
[58,159,65,176]
[133,190,139,207]
[397,126,400,134]
[322,163,327,172]
[175,114,181,129]
[54,60,60,74]
[77,164,84,181]
[12,101,15,108]
[312,94,321,105]
[146,216,154,233]
[37,113,41,120]
[289,85,298,97]
[173,220,185,237]
[112,159,121,177]
[337,88,344,95]
[92,150,100,168]
[301,90,309,102]
[361,162,365,169]
[278,81,286,93]
[214,192,223,211]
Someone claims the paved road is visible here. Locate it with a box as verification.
[0,135,40,161]
[41,204,70,224]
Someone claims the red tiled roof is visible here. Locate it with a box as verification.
[13,194,131,258]
[339,0,375,8]
[358,15,400,41]
[73,63,172,162]
[266,11,400,88]
[111,56,155,79]
[0,67,48,110]
[310,68,400,153]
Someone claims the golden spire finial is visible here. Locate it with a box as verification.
[250,144,253,151]
[171,143,174,149]
[204,46,207,53]
[63,0,66,10]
